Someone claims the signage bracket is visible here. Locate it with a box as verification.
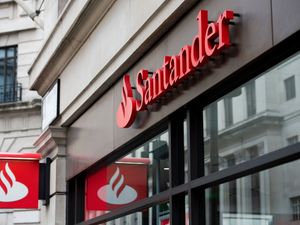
[39,157,51,206]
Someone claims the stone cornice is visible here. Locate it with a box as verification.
[28,0,116,96]
[0,99,41,113]
[0,18,36,34]
[34,126,67,157]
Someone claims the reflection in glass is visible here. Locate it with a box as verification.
[184,119,189,183]
[85,131,169,220]
[284,76,296,101]
[204,51,300,175]
[206,159,300,225]
[95,196,191,225]
[185,195,189,225]
[96,202,170,225]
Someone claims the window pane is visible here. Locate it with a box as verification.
[204,51,300,175]
[284,76,296,100]
[85,131,169,219]
[91,196,191,225]
[0,60,4,85]
[287,135,298,145]
[184,119,188,183]
[7,47,15,58]
[6,58,15,84]
[0,60,4,102]
[0,47,18,103]
[245,80,256,117]
[205,159,300,225]
[0,49,4,59]
[89,201,170,225]
[185,195,189,225]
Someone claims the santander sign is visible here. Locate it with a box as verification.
[0,153,40,209]
[117,9,237,128]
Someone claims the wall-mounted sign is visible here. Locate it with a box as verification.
[86,158,148,211]
[0,153,41,209]
[42,80,59,130]
[116,9,237,128]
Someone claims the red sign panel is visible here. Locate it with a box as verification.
[161,218,170,225]
[0,153,40,209]
[160,214,189,225]
[86,159,148,211]
[117,9,237,128]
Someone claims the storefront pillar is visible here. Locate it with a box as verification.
[34,126,67,225]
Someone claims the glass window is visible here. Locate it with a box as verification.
[90,201,170,225]
[285,76,296,100]
[204,51,300,175]
[0,46,18,103]
[185,195,189,225]
[287,135,298,145]
[291,196,300,221]
[224,96,233,128]
[85,131,169,219]
[184,119,188,183]
[7,47,15,58]
[0,49,4,59]
[205,159,300,225]
[245,80,256,117]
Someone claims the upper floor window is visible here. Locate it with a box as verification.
[0,46,21,103]
[245,81,256,117]
[287,135,298,146]
[291,196,300,221]
[284,75,296,101]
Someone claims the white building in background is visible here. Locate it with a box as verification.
[203,52,300,225]
[0,0,44,224]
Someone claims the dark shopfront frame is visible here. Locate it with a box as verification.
[67,30,300,225]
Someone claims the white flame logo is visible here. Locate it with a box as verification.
[97,167,137,205]
[0,163,28,202]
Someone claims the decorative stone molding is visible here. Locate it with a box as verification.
[29,0,115,96]
[0,100,41,113]
[33,126,67,157]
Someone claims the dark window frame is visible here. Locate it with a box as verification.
[291,196,300,221]
[287,135,299,145]
[284,75,296,101]
[0,46,21,103]
[69,29,300,225]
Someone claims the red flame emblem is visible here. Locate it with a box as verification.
[116,75,137,128]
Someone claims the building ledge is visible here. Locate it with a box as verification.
[34,126,66,157]
[28,0,115,96]
[0,17,36,34]
[0,99,41,113]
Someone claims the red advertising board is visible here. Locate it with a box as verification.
[86,158,148,211]
[0,153,41,209]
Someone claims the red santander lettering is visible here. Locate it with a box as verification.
[117,10,236,128]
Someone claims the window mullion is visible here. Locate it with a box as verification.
[169,109,185,225]
[187,103,205,225]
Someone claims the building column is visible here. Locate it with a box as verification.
[34,126,67,225]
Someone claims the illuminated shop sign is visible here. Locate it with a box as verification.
[0,153,41,209]
[116,9,237,128]
[86,158,148,211]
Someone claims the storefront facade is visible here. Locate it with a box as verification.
[29,0,300,224]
